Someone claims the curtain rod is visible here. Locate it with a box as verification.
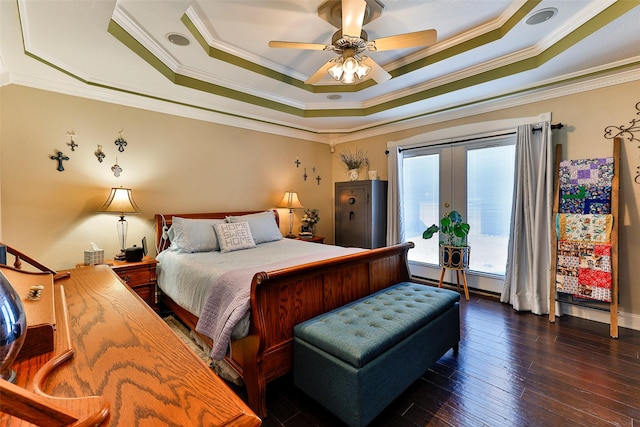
[393,123,564,154]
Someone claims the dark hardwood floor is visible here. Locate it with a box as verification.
[227,293,640,427]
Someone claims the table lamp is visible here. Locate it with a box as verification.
[277,191,303,238]
[98,187,141,260]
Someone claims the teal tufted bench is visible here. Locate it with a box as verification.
[293,282,460,427]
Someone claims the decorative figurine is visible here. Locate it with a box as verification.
[50,151,69,171]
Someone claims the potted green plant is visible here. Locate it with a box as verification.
[423,210,471,269]
[338,148,369,181]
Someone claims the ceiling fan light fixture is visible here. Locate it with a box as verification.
[327,54,371,84]
[342,72,356,84]
[342,57,358,73]
[356,60,371,79]
[328,61,345,80]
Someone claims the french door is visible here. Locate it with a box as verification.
[402,135,516,294]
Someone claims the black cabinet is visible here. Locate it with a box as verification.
[335,180,388,249]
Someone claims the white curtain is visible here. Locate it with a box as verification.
[500,122,553,314]
[386,146,403,245]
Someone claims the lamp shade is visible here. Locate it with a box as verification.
[277,191,304,210]
[98,187,141,214]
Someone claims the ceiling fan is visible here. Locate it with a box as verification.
[268,0,437,85]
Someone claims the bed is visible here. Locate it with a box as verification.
[154,210,414,418]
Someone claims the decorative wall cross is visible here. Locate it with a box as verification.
[50,151,69,171]
[316,175,322,185]
[604,101,640,184]
[111,158,122,177]
[66,131,78,151]
[115,130,127,152]
[95,145,105,163]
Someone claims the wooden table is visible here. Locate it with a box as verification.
[1,265,261,426]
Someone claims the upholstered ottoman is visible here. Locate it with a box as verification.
[293,282,460,427]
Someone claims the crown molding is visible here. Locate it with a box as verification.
[5,58,639,146]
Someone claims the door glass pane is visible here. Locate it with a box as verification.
[402,154,439,264]
[466,144,515,275]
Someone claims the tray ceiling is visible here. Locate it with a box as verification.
[1,0,639,143]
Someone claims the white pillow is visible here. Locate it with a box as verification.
[213,222,256,253]
[227,211,282,244]
[169,217,225,253]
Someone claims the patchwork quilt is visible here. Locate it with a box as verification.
[556,214,613,243]
[556,241,612,302]
[555,157,614,302]
[559,157,613,214]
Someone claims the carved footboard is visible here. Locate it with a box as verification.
[227,242,414,418]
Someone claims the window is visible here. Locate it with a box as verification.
[401,135,515,293]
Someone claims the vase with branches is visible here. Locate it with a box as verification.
[338,148,369,181]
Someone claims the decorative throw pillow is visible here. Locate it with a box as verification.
[169,217,225,253]
[227,211,282,244]
[214,222,256,253]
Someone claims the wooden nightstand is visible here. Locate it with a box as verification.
[295,235,325,244]
[106,256,158,311]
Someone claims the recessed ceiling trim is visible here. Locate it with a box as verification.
[111,3,180,71]
[180,13,311,93]
[17,0,639,132]
[181,1,540,92]
[184,4,310,83]
[384,0,535,71]
[106,0,637,120]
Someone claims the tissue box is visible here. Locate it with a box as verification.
[84,249,104,265]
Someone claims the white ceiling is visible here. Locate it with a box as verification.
[2,0,640,143]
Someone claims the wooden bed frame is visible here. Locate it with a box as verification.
[154,211,414,418]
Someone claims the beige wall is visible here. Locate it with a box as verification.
[334,79,640,320]
[2,79,639,323]
[0,85,332,270]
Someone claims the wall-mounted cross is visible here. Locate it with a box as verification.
[316,175,322,185]
[295,158,301,168]
[303,167,308,181]
[95,145,105,163]
[115,136,127,152]
[66,132,78,151]
[50,151,69,171]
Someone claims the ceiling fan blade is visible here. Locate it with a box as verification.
[361,57,391,84]
[269,41,332,51]
[370,29,437,51]
[305,60,335,85]
[342,0,366,37]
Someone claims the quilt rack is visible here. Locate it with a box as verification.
[549,137,620,338]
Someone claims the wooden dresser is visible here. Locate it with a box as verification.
[1,265,261,426]
[106,256,158,311]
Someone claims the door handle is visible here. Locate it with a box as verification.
[349,211,354,221]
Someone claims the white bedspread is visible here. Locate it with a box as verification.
[156,238,365,359]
